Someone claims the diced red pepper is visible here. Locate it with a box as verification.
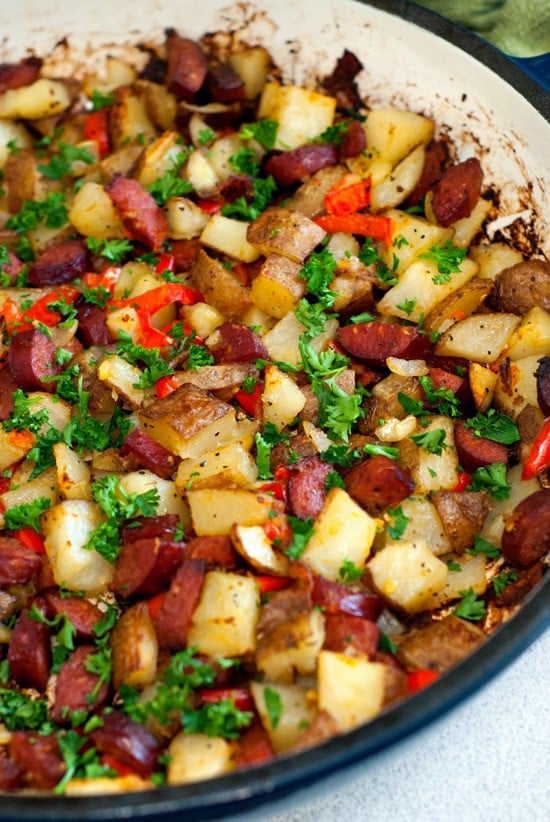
[137,316,171,350]
[155,374,180,399]
[324,173,371,216]
[82,265,121,293]
[84,109,110,157]
[407,669,439,693]
[100,754,138,778]
[273,465,291,482]
[234,381,263,416]
[197,687,255,713]
[255,575,290,594]
[156,253,176,276]
[315,213,394,246]
[22,286,80,328]
[146,592,166,622]
[452,470,471,492]
[263,514,292,547]
[109,283,201,314]
[13,527,46,554]
[258,481,287,502]
[522,417,550,480]
[0,477,11,495]
[196,198,223,215]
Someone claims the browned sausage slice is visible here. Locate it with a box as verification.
[0,537,42,585]
[345,454,414,515]
[210,322,268,364]
[207,64,245,103]
[0,57,42,94]
[0,751,22,791]
[406,139,448,207]
[0,365,18,420]
[338,119,366,159]
[106,175,169,251]
[43,591,103,639]
[536,357,550,416]
[322,49,364,111]
[501,489,550,567]
[427,366,470,405]
[8,608,51,691]
[264,144,339,187]
[185,534,238,568]
[28,239,88,286]
[154,559,206,650]
[90,710,161,778]
[8,327,61,392]
[311,574,384,620]
[52,644,109,723]
[431,157,483,227]
[76,303,113,347]
[233,720,274,767]
[121,428,179,480]
[288,456,333,520]
[120,514,179,543]
[454,419,509,473]
[166,33,208,101]
[8,732,64,790]
[170,239,201,272]
[113,537,185,598]
[323,613,379,657]
[337,321,431,365]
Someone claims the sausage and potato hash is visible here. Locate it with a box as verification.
[0,29,548,794]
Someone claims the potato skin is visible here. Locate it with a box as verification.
[433,491,491,553]
[140,383,232,443]
[110,602,158,690]
[191,249,251,321]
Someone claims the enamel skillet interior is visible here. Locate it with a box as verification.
[0,1,549,819]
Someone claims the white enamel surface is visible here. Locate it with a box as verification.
[0,0,547,257]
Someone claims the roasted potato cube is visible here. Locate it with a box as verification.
[228,47,271,99]
[250,254,305,318]
[53,442,92,501]
[257,83,336,150]
[256,610,325,683]
[231,524,290,576]
[110,602,158,690]
[364,107,434,168]
[250,681,316,752]
[469,362,498,412]
[504,306,550,361]
[109,85,156,149]
[175,441,258,492]
[0,78,71,119]
[191,249,251,321]
[435,313,520,363]
[187,489,279,536]
[97,355,146,409]
[367,539,448,614]
[396,615,485,673]
[247,207,326,263]
[318,651,386,731]
[69,181,126,239]
[201,214,260,263]
[262,365,306,430]
[167,733,234,785]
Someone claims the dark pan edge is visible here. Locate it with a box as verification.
[1,2,549,819]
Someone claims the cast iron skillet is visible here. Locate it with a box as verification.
[0,2,548,819]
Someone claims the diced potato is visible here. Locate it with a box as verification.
[375,414,418,442]
[423,277,494,335]
[493,355,539,419]
[504,307,550,361]
[97,355,146,409]
[385,496,451,556]
[263,311,338,366]
[167,732,234,785]
[53,442,92,501]
[250,681,316,753]
[29,392,72,433]
[256,610,325,683]
[0,466,57,521]
[367,539,448,613]
[41,499,114,594]
[65,775,151,796]
[126,270,175,329]
[301,488,377,581]
[481,464,540,547]
[134,80,177,131]
[106,305,141,343]
[175,441,257,492]
[0,79,71,119]
[207,133,244,180]
[187,489,277,536]
[165,196,209,240]
[364,107,434,168]
[435,313,520,363]
[200,214,260,263]
[247,207,326,264]
[99,143,144,178]
[381,210,454,276]
[262,365,306,430]
[250,254,305,319]
[469,362,498,413]
[68,181,125,240]
[136,130,182,188]
[327,231,360,260]
[191,250,251,322]
[430,552,487,606]
[286,165,347,219]
[110,602,158,690]
[181,301,226,337]
[185,149,219,197]
[0,120,31,168]
[109,86,156,149]
[231,524,290,576]
[228,47,271,99]
[301,420,332,453]
[113,261,155,300]
[4,148,43,212]
[257,83,336,150]
[318,651,386,731]
[449,197,492,248]
[83,57,137,96]
[469,242,523,280]
[377,257,478,323]
[0,427,34,474]
[187,570,259,656]
[370,144,425,212]
[399,415,459,493]
[117,471,190,525]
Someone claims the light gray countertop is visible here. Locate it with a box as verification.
[240,629,549,822]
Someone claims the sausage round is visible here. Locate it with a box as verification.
[536,357,550,416]
[337,321,431,365]
[8,732,64,790]
[431,157,483,227]
[8,328,60,392]
[345,454,414,515]
[7,608,51,691]
[288,457,333,520]
[0,537,42,585]
[28,239,88,286]
[210,322,268,364]
[264,144,339,187]
[154,559,206,649]
[76,303,113,347]
[501,489,550,567]
[454,419,509,473]
[53,644,109,723]
[166,33,208,101]
[90,710,161,778]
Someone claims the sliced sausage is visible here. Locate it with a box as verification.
[8,732,64,791]
[166,33,208,101]
[0,537,42,585]
[207,63,245,103]
[0,751,23,791]
[454,419,509,473]
[185,534,238,568]
[90,710,161,779]
[234,719,274,768]
[427,366,470,406]
[106,174,169,251]
[218,174,255,204]
[406,139,449,207]
[28,239,88,286]
[8,608,51,691]
[322,49,364,111]
[120,428,179,480]
[501,489,550,567]
[536,357,550,416]
[8,327,61,392]
[287,456,333,520]
[338,119,366,159]
[337,321,431,366]
[345,455,414,515]
[120,514,180,544]
[493,259,550,315]
[76,303,113,347]
[0,57,42,94]
[323,614,379,658]
[311,574,384,621]
[170,238,201,272]
[0,365,18,420]
[209,322,268,364]
[0,250,24,285]
[431,157,483,227]
[53,644,109,723]
[264,143,339,187]
[154,559,206,649]
[42,591,103,639]
[433,490,491,554]
[113,537,185,598]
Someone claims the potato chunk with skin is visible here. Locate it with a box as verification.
[247,207,326,263]
[318,651,386,731]
[110,602,158,690]
[0,78,71,119]
[251,254,305,318]
[176,441,257,493]
[250,681,317,753]
[69,181,126,240]
[367,539,448,614]
[187,571,259,657]
[256,610,325,683]
[262,365,306,430]
[167,733,234,785]
[257,83,336,150]
[435,313,520,363]
[301,488,377,582]
[191,250,251,321]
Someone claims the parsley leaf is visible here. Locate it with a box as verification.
[263,686,283,729]
[339,558,364,582]
[467,462,510,501]
[6,192,68,232]
[285,515,315,560]
[186,344,215,371]
[464,409,520,445]
[492,570,519,597]
[198,126,217,145]
[378,632,399,655]
[0,687,52,733]
[298,247,337,309]
[453,588,486,622]
[466,535,501,559]
[396,297,417,316]
[446,559,462,572]
[38,141,95,180]
[418,375,461,418]
[85,237,133,263]
[2,389,50,434]
[419,241,467,284]
[29,605,76,673]
[229,147,260,177]
[324,469,346,491]
[147,152,193,205]
[410,428,448,455]
[182,699,253,739]
[90,89,114,111]
[55,729,115,795]
[239,119,278,151]
[320,444,362,467]
[255,422,291,480]
[221,175,277,222]
[314,121,349,144]
[294,299,334,340]
[363,442,400,459]
[3,497,51,532]
[386,504,409,540]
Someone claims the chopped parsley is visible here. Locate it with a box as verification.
[320,444,362,467]
[464,409,520,445]
[181,699,253,739]
[221,175,277,222]
[85,237,133,263]
[467,462,510,501]
[378,632,399,655]
[324,469,346,491]
[6,192,68,232]
[363,442,400,460]
[186,344,215,371]
[446,559,462,572]
[254,422,291,480]
[419,375,461,418]
[263,686,283,729]
[339,559,364,582]
[0,687,52,733]
[386,505,409,540]
[3,497,51,532]
[147,152,193,205]
[410,428,448,455]
[90,89,114,111]
[314,121,350,144]
[298,247,337,309]
[396,297,417,316]
[229,147,260,177]
[285,515,315,560]
[38,141,95,180]
[2,389,49,434]
[239,119,279,151]
[492,570,519,597]
[29,605,76,672]
[466,535,501,559]
[452,588,486,622]
[198,126,217,145]
[419,240,467,284]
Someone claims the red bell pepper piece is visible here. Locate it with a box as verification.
[452,469,471,492]
[84,109,110,157]
[522,417,550,480]
[109,283,201,314]
[273,465,291,482]
[196,198,223,215]
[156,253,175,276]
[234,381,263,416]
[197,687,255,713]
[258,481,287,502]
[315,213,394,246]
[146,592,166,622]
[155,374,179,399]
[324,174,371,216]
[83,265,121,293]
[407,669,439,693]
[22,286,80,328]
[255,575,290,595]
[13,527,46,554]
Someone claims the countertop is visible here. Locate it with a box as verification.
[241,628,549,822]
